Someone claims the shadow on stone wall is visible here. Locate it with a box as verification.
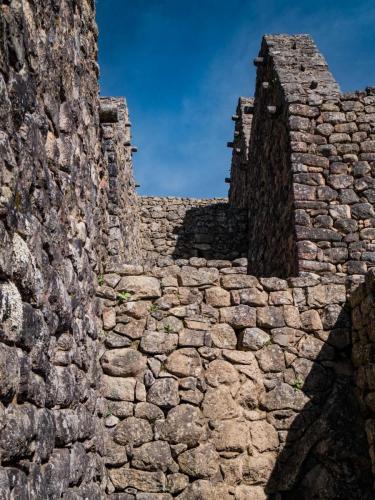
[172,203,248,261]
[265,305,373,499]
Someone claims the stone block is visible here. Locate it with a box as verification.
[147,378,180,408]
[114,416,153,446]
[132,441,173,472]
[101,348,146,377]
[220,305,256,329]
[101,375,136,401]
[109,468,166,492]
[238,327,270,350]
[140,331,178,354]
[178,329,206,347]
[158,404,205,446]
[165,349,202,377]
[178,443,220,478]
[210,323,237,349]
[257,307,285,328]
[221,275,258,289]
[117,276,161,299]
[205,286,231,307]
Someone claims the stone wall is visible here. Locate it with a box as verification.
[139,197,248,264]
[229,35,375,278]
[251,34,338,278]
[294,89,375,276]
[351,268,375,487]
[228,97,253,208]
[98,258,372,498]
[100,97,143,270]
[0,1,140,497]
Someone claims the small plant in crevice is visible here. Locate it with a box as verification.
[164,324,172,334]
[97,275,104,286]
[148,303,160,313]
[117,291,132,303]
[292,378,304,391]
[104,406,114,418]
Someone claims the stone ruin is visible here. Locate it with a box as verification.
[1,1,375,499]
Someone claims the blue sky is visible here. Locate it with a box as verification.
[97,0,375,197]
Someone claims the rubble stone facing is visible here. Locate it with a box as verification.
[99,258,372,498]
[228,97,254,208]
[0,1,140,497]
[351,268,375,482]
[229,35,375,278]
[100,97,143,269]
[139,197,248,263]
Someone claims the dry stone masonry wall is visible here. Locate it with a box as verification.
[140,197,248,264]
[351,269,375,481]
[228,35,375,278]
[1,1,375,498]
[0,1,107,497]
[0,1,140,498]
[100,97,143,270]
[228,97,254,208]
[294,88,375,276]
[98,259,372,498]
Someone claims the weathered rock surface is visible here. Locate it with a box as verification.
[132,441,173,472]
[101,348,146,377]
[147,378,180,408]
[109,468,166,492]
[114,417,153,446]
[178,443,220,478]
[210,323,237,349]
[159,405,205,446]
[102,375,136,401]
[165,349,202,377]
[117,276,161,299]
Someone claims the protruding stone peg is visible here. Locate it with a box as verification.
[125,122,132,127]
[131,146,138,153]
[225,177,231,183]
[244,105,254,114]
[231,114,239,121]
[267,105,277,115]
[99,102,118,123]
[262,82,270,89]
[135,183,140,188]
[227,142,234,148]
[124,140,131,146]
[234,131,240,137]
[253,57,264,66]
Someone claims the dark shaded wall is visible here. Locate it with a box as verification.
[351,268,375,489]
[139,197,248,264]
[0,1,140,496]
[228,97,253,208]
[236,37,301,277]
